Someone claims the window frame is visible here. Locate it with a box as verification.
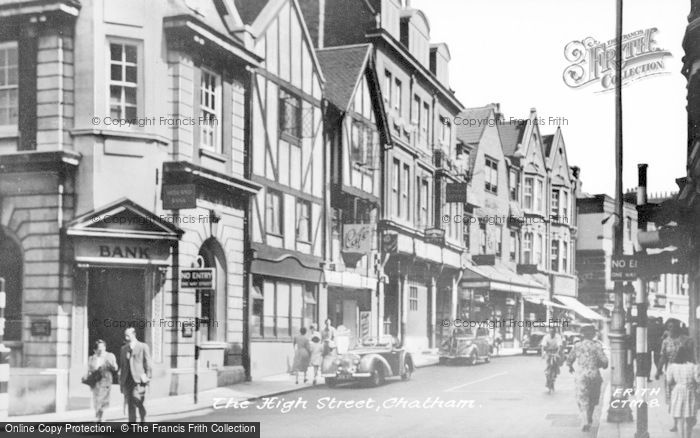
[401,163,410,221]
[199,66,222,152]
[393,78,402,113]
[255,280,314,340]
[551,188,560,219]
[279,87,302,140]
[409,286,418,311]
[509,169,519,201]
[265,189,283,236]
[295,198,312,243]
[524,177,534,210]
[384,70,392,106]
[0,40,19,136]
[485,156,498,194]
[107,39,141,123]
[523,232,533,264]
[392,159,401,217]
[551,239,560,272]
[509,231,518,262]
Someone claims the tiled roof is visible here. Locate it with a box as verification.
[316,44,371,111]
[543,134,554,158]
[455,106,492,145]
[497,120,526,157]
[234,0,271,24]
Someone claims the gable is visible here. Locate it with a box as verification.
[523,124,546,175]
[252,0,324,97]
[550,135,572,187]
[67,198,183,240]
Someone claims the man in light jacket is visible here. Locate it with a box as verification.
[119,327,152,422]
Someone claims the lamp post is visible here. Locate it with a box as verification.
[607,0,633,423]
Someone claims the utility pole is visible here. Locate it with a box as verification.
[635,163,650,438]
[607,0,633,423]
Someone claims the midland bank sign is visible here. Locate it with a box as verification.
[563,27,672,92]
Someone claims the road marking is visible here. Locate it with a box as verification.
[444,372,508,392]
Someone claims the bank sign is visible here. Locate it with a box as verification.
[563,28,671,92]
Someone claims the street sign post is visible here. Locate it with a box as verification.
[611,255,638,280]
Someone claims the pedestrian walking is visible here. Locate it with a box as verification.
[666,346,699,437]
[309,333,323,385]
[657,319,695,419]
[321,318,336,356]
[84,339,118,422]
[119,328,152,423]
[292,326,311,384]
[566,325,608,432]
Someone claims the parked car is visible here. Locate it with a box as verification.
[562,330,583,353]
[439,327,491,365]
[321,335,414,387]
[522,330,547,355]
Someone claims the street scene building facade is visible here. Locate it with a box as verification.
[0,0,641,422]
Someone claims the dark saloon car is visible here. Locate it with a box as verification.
[321,336,414,387]
[522,330,547,355]
[439,327,491,365]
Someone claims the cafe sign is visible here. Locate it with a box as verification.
[342,224,375,254]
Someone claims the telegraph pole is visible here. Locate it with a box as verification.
[607,0,633,423]
[635,164,650,438]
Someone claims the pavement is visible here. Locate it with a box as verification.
[10,348,453,423]
[597,377,700,438]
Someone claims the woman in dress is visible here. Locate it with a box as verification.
[309,333,324,385]
[657,318,695,430]
[292,327,311,384]
[566,325,608,432]
[86,339,118,422]
[666,346,699,437]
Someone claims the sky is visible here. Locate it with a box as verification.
[413,0,687,197]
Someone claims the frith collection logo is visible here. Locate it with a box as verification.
[563,28,672,92]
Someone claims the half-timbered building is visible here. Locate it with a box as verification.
[238,0,326,378]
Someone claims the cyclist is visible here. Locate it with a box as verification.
[541,326,563,393]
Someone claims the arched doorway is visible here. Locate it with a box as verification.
[0,231,23,341]
[198,239,227,343]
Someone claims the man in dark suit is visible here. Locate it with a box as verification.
[119,327,152,422]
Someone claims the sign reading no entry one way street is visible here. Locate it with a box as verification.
[180,268,215,289]
[611,255,638,280]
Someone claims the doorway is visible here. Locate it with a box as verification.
[87,267,146,357]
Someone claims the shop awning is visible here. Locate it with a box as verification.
[553,295,606,321]
[461,262,547,295]
[647,308,688,325]
[523,296,569,309]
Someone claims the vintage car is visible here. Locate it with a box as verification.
[321,336,414,387]
[438,327,491,365]
[522,330,547,355]
[562,330,583,353]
